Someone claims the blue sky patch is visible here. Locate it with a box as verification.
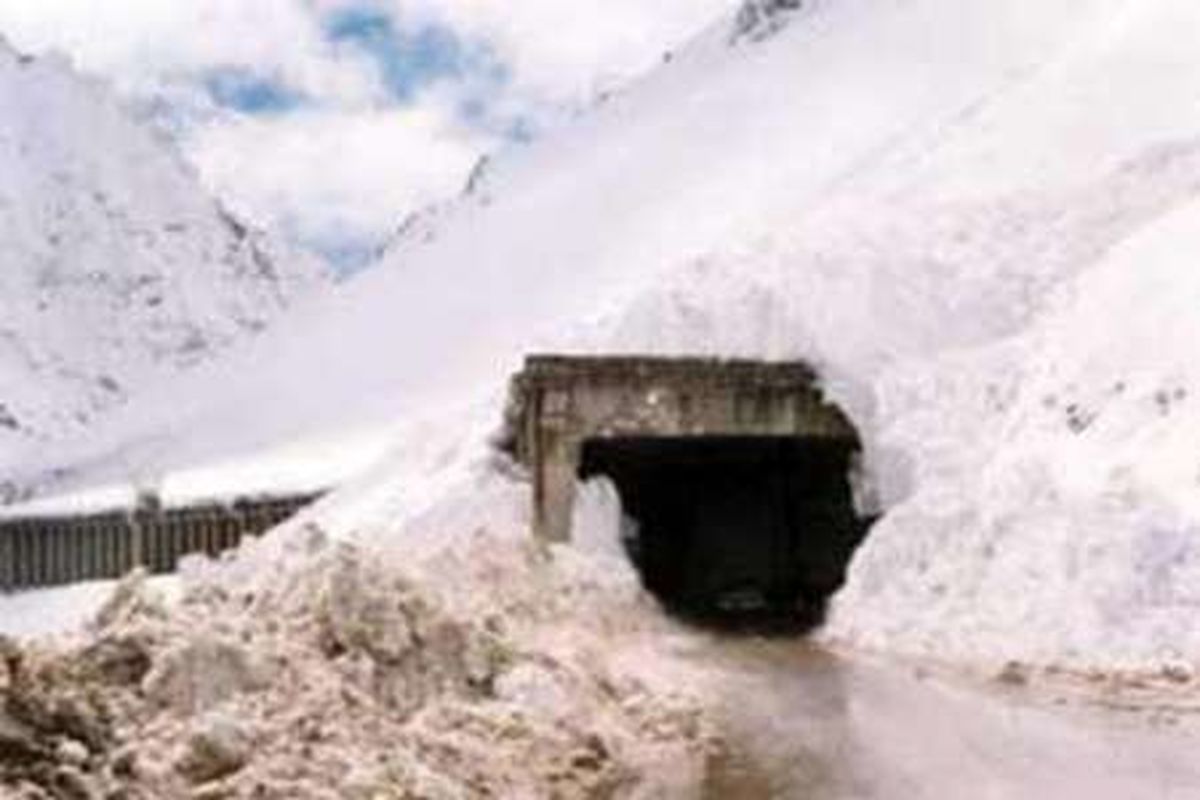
[204,68,306,114]
[326,7,468,102]
[310,238,379,278]
[323,7,540,147]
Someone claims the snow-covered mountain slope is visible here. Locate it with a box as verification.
[0,38,323,482]
[11,0,1200,674]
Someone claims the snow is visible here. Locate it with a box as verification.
[8,0,1200,679]
[0,37,324,485]
[832,197,1200,673]
[0,469,721,797]
[0,574,178,638]
[0,580,118,638]
[9,0,1087,494]
[0,483,137,519]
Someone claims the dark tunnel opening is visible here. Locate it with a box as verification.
[579,435,873,634]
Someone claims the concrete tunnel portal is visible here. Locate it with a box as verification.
[506,356,874,630]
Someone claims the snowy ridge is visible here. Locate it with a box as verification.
[0,37,323,488]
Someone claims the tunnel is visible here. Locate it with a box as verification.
[579,435,872,632]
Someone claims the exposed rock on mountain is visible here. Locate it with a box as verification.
[732,0,805,43]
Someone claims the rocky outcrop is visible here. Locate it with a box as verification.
[732,0,805,43]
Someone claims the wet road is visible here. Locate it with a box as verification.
[683,637,1200,799]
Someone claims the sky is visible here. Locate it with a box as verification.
[0,0,731,272]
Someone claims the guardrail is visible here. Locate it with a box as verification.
[0,492,323,592]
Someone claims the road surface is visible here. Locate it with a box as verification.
[684,637,1200,799]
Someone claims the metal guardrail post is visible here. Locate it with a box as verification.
[0,525,11,592]
[129,511,144,572]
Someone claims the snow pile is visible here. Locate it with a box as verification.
[0,474,719,798]
[0,38,323,482]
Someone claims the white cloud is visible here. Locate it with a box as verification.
[0,0,382,104]
[185,103,488,252]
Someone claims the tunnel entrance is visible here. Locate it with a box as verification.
[505,355,871,631]
[579,435,868,630]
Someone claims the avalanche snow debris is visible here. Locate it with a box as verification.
[0,485,722,798]
[142,633,269,715]
[174,711,254,785]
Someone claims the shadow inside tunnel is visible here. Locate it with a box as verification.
[578,434,875,635]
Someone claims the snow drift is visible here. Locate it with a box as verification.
[12,0,1200,678]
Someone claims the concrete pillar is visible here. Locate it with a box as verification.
[532,387,579,543]
[536,437,579,543]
